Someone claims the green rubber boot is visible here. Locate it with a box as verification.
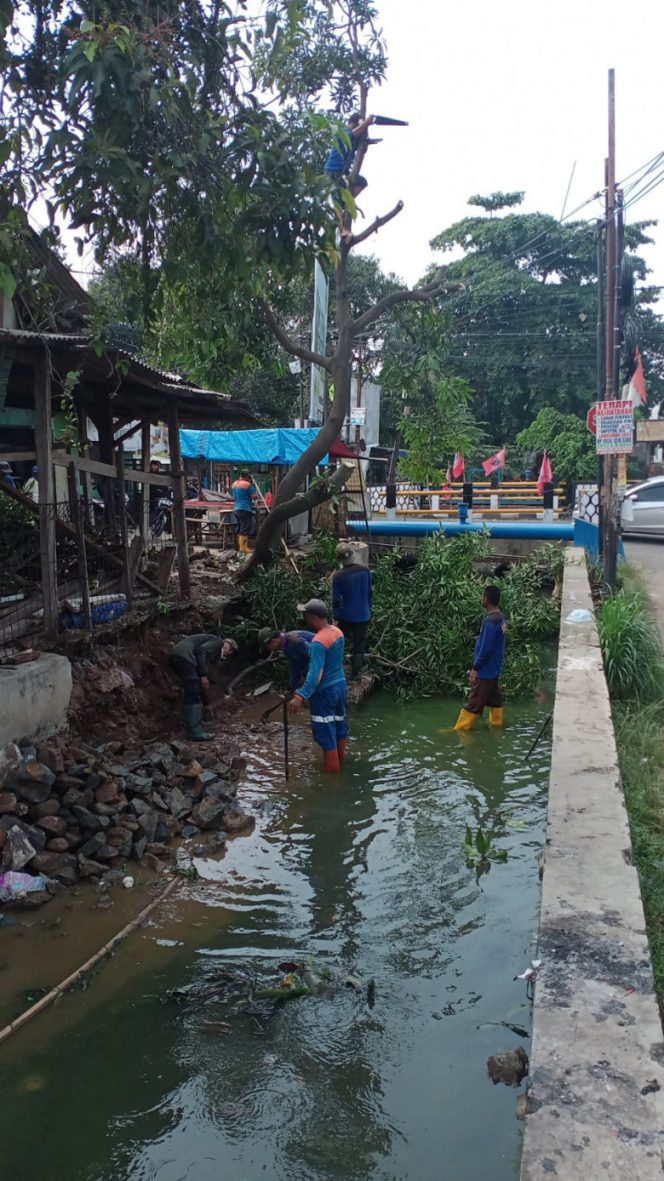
[185,703,213,741]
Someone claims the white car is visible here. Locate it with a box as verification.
[621,476,664,536]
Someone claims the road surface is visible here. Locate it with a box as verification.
[624,538,664,629]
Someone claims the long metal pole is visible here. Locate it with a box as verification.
[603,69,618,587]
[596,221,605,554]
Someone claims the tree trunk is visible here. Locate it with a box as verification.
[238,248,354,577]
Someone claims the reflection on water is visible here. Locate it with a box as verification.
[0,694,550,1181]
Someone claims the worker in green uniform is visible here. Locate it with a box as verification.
[168,633,237,740]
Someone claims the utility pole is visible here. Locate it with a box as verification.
[602,68,618,587]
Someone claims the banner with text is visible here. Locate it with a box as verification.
[595,400,634,455]
[309,260,329,426]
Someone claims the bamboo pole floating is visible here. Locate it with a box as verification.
[0,877,179,1046]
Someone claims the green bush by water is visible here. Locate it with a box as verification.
[238,533,562,699]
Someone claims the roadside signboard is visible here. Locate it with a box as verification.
[350,406,366,426]
[594,400,634,455]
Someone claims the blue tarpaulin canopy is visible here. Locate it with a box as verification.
[179,428,328,466]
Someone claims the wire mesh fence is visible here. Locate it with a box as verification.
[0,496,180,649]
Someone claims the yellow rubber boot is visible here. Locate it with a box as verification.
[238,534,249,553]
[454,708,478,732]
[489,707,504,727]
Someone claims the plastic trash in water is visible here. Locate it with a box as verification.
[122,875,135,889]
[0,871,49,902]
[565,609,593,624]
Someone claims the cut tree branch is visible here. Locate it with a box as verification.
[259,300,330,369]
[350,200,404,247]
[353,277,464,334]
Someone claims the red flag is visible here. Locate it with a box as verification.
[628,347,647,407]
[481,447,506,477]
[452,451,464,479]
[537,452,553,496]
[446,464,452,483]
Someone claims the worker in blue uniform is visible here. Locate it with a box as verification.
[231,471,256,554]
[455,585,507,730]
[258,627,314,692]
[288,599,348,773]
[332,543,372,678]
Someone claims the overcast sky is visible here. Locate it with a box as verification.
[356,0,664,292]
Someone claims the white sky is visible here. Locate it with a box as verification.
[356,0,664,292]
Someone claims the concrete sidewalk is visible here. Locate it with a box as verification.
[520,549,664,1180]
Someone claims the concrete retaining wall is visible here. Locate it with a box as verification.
[0,653,72,746]
[520,549,664,1178]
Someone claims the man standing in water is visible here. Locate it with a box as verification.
[454,585,507,731]
[288,599,349,773]
[332,542,372,679]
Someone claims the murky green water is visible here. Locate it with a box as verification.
[0,693,551,1181]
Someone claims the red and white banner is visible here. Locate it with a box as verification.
[624,346,647,408]
[481,447,506,477]
[537,453,553,496]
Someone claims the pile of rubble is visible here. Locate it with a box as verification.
[0,736,253,904]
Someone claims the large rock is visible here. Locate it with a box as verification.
[0,791,18,815]
[221,809,254,834]
[487,1048,529,1087]
[138,810,158,843]
[35,815,67,836]
[46,837,70,853]
[2,825,37,870]
[29,850,79,885]
[0,814,46,853]
[30,798,60,819]
[11,761,56,805]
[72,806,110,832]
[163,787,191,819]
[77,855,106,878]
[0,744,23,788]
[191,798,228,831]
[77,832,107,859]
[95,782,119,805]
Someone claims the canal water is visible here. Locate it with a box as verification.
[0,693,551,1181]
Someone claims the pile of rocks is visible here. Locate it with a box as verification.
[0,736,252,898]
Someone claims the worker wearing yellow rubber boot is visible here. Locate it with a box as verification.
[454,584,507,731]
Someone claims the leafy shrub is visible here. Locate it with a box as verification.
[370,533,561,698]
[598,590,664,701]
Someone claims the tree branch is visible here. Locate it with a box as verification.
[259,299,330,369]
[353,278,464,334]
[350,200,404,247]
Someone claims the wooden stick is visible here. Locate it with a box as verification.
[67,461,92,630]
[251,476,299,574]
[0,877,179,1046]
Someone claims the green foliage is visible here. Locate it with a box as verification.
[428,202,664,439]
[369,534,561,699]
[3,2,387,385]
[467,192,524,214]
[464,825,508,864]
[0,492,34,566]
[515,406,596,484]
[614,700,664,1001]
[598,589,664,701]
[398,374,484,486]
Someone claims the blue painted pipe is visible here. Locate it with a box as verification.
[347,519,575,540]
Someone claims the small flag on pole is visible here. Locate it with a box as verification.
[626,346,647,408]
[537,453,553,496]
[452,452,465,479]
[482,447,506,477]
